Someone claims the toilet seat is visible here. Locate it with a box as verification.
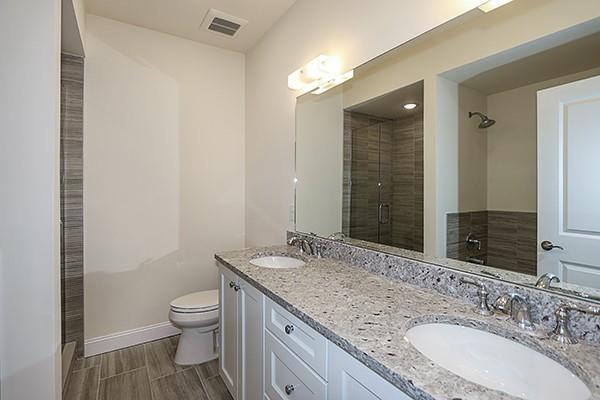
[170,289,218,313]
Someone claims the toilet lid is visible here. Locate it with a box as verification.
[170,290,219,312]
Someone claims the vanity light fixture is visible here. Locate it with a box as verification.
[288,55,354,95]
[403,103,418,110]
[478,0,514,12]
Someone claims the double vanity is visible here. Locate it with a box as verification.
[215,234,600,400]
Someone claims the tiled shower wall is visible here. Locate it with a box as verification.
[447,211,537,275]
[343,111,423,251]
[392,114,424,252]
[61,53,84,354]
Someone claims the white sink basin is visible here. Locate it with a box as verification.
[249,256,305,269]
[405,323,590,400]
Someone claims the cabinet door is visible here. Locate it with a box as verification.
[219,268,239,398]
[265,331,327,400]
[239,281,264,400]
[328,343,412,400]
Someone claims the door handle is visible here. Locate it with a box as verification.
[378,203,390,224]
[541,240,564,251]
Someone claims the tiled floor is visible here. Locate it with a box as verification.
[64,336,232,400]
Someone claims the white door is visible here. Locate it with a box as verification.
[239,281,264,400]
[219,268,239,398]
[538,75,600,288]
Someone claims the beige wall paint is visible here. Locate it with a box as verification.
[458,85,488,212]
[245,0,487,247]
[255,0,600,254]
[84,15,245,340]
[486,66,600,212]
[0,0,62,398]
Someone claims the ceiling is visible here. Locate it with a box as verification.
[348,81,424,120]
[461,31,600,95]
[85,0,297,52]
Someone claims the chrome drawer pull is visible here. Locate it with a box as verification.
[284,324,294,334]
[284,384,295,395]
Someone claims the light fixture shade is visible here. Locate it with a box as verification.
[478,0,513,12]
[287,55,352,95]
[403,103,418,110]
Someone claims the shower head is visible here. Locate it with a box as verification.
[469,111,496,129]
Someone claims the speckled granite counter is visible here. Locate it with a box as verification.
[216,245,600,400]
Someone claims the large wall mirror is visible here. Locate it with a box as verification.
[295,2,600,303]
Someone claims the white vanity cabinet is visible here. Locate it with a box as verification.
[328,343,413,400]
[218,266,412,400]
[218,267,264,400]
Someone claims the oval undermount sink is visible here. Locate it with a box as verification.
[249,256,305,269]
[405,323,591,400]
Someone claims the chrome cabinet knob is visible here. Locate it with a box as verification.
[284,384,295,395]
[233,284,240,292]
[541,240,564,251]
[284,324,294,334]
[229,281,235,288]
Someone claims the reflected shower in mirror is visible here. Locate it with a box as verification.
[294,8,600,303]
[343,82,423,251]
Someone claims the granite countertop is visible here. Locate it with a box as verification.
[215,245,600,400]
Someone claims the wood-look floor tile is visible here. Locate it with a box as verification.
[151,368,209,400]
[195,358,219,380]
[64,366,100,400]
[98,368,152,400]
[73,355,101,372]
[203,376,233,400]
[145,336,188,380]
[101,345,146,379]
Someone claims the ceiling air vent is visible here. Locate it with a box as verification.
[201,9,248,38]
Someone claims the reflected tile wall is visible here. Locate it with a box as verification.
[447,210,537,275]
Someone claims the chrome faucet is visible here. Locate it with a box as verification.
[550,303,600,344]
[460,277,494,316]
[287,236,313,255]
[494,293,534,331]
[536,273,560,289]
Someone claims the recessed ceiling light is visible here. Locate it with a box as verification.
[403,103,418,110]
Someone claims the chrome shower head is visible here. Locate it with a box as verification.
[469,111,496,129]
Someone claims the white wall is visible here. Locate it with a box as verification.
[62,0,87,55]
[84,15,245,346]
[245,0,487,247]
[295,88,344,236]
[458,85,488,212]
[0,0,62,399]
[486,67,600,212]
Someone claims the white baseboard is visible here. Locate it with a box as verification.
[84,321,181,357]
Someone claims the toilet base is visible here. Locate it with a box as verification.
[174,327,218,365]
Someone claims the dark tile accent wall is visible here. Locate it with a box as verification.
[447,211,488,264]
[342,111,423,251]
[447,210,537,275]
[61,53,84,354]
[488,211,537,275]
[391,115,423,252]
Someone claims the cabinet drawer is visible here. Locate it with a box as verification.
[265,299,328,379]
[265,330,327,400]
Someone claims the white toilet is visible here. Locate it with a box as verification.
[169,289,219,365]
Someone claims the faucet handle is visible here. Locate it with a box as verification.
[460,277,494,316]
[535,273,560,288]
[550,303,600,344]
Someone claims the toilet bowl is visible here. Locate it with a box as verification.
[169,289,219,365]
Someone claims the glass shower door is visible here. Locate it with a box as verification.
[349,121,393,244]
